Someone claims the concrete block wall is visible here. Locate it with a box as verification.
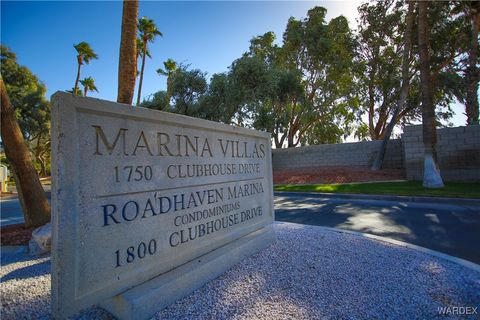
[404,125,480,182]
[272,139,404,170]
[272,125,480,183]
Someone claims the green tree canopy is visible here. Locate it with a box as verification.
[142,3,474,148]
[141,64,207,116]
[1,45,50,142]
[244,7,358,147]
[171,66,207,115]
[142,6,359,148]
[355,0,473,140]
[1,45,51,175]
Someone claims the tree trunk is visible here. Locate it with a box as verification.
[33,131,43,174]
[117,0,138,105]
[0,76,51,227]
[287,132,294,148]
[418,0,444,188]
[39,157,47,178]
[136,41,147,106]
[466,2,479,125]
[371,1,415,170]
[84,87,88,97]
[274,132,281,149]
[74,57,82,95]
[368,52,378,140]
[38,141,50,177]
[34,132,43,160]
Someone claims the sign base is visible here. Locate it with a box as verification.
[99,226,276,320]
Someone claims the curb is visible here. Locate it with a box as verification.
[274,191,480,206]
[276,222,480,273]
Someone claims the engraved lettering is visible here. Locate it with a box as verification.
[93,126,128,156]
[122,200,139,221]
[102,204,119,226]
[132,131,153,156]
[157,132,174,156]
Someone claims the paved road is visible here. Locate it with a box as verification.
[0,192,51,226]
[1,197,27,226]
[275,192,480,264]
[2,192,479,264]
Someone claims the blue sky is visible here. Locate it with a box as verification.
[1,1,359,101]
[1,0,467,126]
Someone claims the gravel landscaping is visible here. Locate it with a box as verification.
[1,222,479,319]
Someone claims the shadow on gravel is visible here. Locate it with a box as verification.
[1,255,50,281]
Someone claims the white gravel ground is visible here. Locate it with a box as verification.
[1,222,479,320]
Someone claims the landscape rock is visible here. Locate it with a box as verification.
[29,222,51,255]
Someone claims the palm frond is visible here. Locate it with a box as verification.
[74,41,98,63]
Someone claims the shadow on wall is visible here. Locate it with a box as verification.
[272,125,480,183]
[403,125,480,183]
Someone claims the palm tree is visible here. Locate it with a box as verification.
[73,41,98,95]
[371,1,414,170]
[0,76,51,227]
[418,0,444,188]
[117,0,138,105]
[136,38,151,76]
[80,77,99,96]
[136,17,163,105]
[465,1,479,125]
[157,58,178,106]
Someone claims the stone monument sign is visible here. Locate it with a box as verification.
[51,92,275,319]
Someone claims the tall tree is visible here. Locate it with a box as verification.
[356,1,466,141]
[465,1,480,124]
[418,0,444,188]
[170,66,207,115]
[80,77,98,96]
[157,58,178,106]
[117,0,138,105]
[282,9,357,147]
[136,16,162,105]
[356,0,405,141]
[136,38,151,69]
[1,45,51,176]
[199,72,244,124]
[142,65,208,116]
[73,42,98,95]
[1,76,51,227]
[371,1,415,170]
[145,7,357,146]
